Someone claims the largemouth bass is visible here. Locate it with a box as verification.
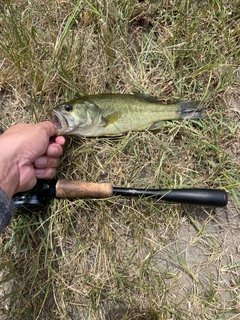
[52,93,204,137]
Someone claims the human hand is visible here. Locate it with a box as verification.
[0,121,65,198]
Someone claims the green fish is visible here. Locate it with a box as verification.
[52,93,204,137]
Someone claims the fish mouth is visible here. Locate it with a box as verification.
[51,110,68,135]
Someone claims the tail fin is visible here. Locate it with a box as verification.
[178,101,205,119]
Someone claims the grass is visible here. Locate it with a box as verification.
[0,0,240,319]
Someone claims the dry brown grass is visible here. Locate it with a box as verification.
[0,0,240,319]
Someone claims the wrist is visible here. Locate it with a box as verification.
[0,163,19,199]
[0,139,19,199]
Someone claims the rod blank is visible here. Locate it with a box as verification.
[112,187,228,207]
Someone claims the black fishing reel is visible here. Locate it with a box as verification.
[13,179,57,208]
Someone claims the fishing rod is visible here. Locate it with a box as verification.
[12,178,228,208]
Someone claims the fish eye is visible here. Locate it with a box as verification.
[64,104,73,112]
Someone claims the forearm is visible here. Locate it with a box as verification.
[0,130,18,232]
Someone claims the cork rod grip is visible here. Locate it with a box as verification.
[56,180,113,199]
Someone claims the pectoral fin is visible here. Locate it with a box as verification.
[148,121,164,131]
[104,112,121,126]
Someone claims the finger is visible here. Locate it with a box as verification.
[50,135,65,145]
[34,167,57,179]
[34,156,60,168]
[45,143,63,157]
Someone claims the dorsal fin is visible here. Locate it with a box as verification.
[134,93,159,102]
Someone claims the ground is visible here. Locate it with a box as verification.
[0,0,239,319]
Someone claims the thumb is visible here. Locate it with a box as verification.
[39,121,57,138]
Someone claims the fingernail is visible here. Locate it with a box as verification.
[35,158,47,166]
[35,168,45,176]
[54,123,62,130]
[49,146,59,156]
